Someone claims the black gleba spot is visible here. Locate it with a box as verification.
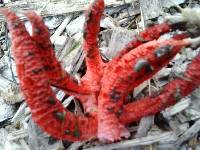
[48,96,56,105]
[134,59,154,73]
[54,111,66,121]
[110,88,121,101]
[154,45,172,58]
[65,129,71,135]
[32,68,43,74]
[73,130,80,138]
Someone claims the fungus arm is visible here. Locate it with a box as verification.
[23,11,90,95]
[97,37,191,142]
[1,8,97,141]
[81,0,105,91]
[119,41,200,124]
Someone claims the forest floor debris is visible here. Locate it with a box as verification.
[0,0,200,150]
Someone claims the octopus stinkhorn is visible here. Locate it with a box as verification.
[1,0,200,142]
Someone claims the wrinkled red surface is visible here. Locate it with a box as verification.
[98,39,189,141]
[1,0,200,143]
[23,11,90,95]
[120,51,200,124]
[81,0,105,92]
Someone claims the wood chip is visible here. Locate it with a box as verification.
[140,0,162,21]
[84,132,177,150]
[0,0,133,21]
[105,27,136,59]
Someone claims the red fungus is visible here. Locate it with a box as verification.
[1,0,200,143]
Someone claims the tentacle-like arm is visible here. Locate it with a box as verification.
[2,1,200,143]
[81,0,105,92]
[23,11,90,95]
[111,20,188,62]
[97,36,191,142]
[1,8,98,141]
[119,38,200,124]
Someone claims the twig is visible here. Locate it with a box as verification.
[50,15,73,43]
[4,23,17,83]
[123,0,131,21]
[0,74,16,83]
[38,0,51,15]
[103,13,119,27]
[63,96,74,107]
[84,132,177,150]
[8,48,17,83]
[11,102,27,123]
[176,119,200,147]
[7,129,28,141]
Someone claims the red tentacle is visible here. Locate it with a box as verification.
[23,11,90,95]
[112,20,188,62]
[81,0,105,92]
[2,2,200,143]
[119,46,200,124]
[97,38,190,142]
[22,69,97,141]
[111,23,172,61]
[23,11,97,113]
[1,8,98,141]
